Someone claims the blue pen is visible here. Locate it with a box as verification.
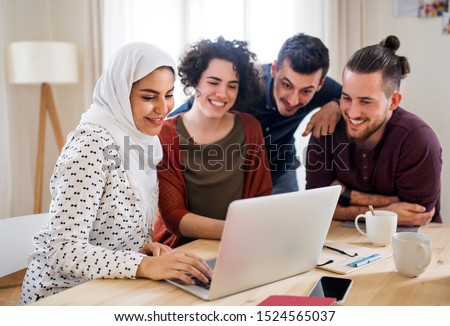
[347,254,381,267]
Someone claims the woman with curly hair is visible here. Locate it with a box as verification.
[153,36,272,247]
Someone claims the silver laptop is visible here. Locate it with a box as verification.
[166,185,341,300]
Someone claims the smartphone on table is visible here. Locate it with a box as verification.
[308,276,353,305]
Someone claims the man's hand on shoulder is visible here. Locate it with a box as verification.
[302,100,341,138]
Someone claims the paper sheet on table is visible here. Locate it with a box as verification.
[317,241,391,274]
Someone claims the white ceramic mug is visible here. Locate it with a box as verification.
[392,232,432,277]
[354,210,398,246]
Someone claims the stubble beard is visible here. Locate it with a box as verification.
[345,112,389,145]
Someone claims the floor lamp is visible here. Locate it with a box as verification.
[7,41,78,214]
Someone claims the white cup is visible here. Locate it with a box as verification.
[392,232,432,277]
[354,210,397,246]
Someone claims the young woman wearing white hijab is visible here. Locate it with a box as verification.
[20,42,212,305]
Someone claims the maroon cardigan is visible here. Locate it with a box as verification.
[153,111,273,247]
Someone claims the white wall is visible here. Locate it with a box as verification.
[362,0,449,224]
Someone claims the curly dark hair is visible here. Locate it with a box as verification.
[178,36,261,109]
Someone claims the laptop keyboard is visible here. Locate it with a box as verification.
[192,276,211,290]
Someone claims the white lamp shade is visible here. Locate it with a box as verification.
[7,41,78,85]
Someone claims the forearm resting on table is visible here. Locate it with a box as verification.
[350,189,399,207]
[333,205,368,221]
[179,213,224,240]
[334,190,434,226]
[333,202,399,221]
[333,189,400,221]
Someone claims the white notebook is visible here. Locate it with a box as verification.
[317,241,392,274]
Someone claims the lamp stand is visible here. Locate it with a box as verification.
[34,83,65,214]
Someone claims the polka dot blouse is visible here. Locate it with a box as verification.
[20,124,152,305]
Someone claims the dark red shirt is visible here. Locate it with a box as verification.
[306,107,442,222]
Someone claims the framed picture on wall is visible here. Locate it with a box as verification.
[418,0,448,18]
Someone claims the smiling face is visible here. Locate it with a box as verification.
[340,68,401,148]
[130,67,175,136]
[272,59,324,117]
[192,58,239,119]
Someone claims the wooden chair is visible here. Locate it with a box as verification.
[0,213,48,305]
[0,213,49,278]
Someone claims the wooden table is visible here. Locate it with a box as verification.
[32,221,450,306]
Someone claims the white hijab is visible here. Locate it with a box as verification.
[80,42,177,237]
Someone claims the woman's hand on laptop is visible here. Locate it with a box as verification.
[136,251,213,285]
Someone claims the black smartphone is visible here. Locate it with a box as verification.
[308,276,353,305]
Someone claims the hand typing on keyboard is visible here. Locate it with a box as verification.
[191,276,211,289]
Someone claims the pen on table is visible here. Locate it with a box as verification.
[347,254,381,267]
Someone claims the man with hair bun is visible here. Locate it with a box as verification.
[306,35,442,226]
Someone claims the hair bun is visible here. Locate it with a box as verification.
[380,35,400,52]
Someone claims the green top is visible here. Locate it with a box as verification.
[177,114,245,220]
